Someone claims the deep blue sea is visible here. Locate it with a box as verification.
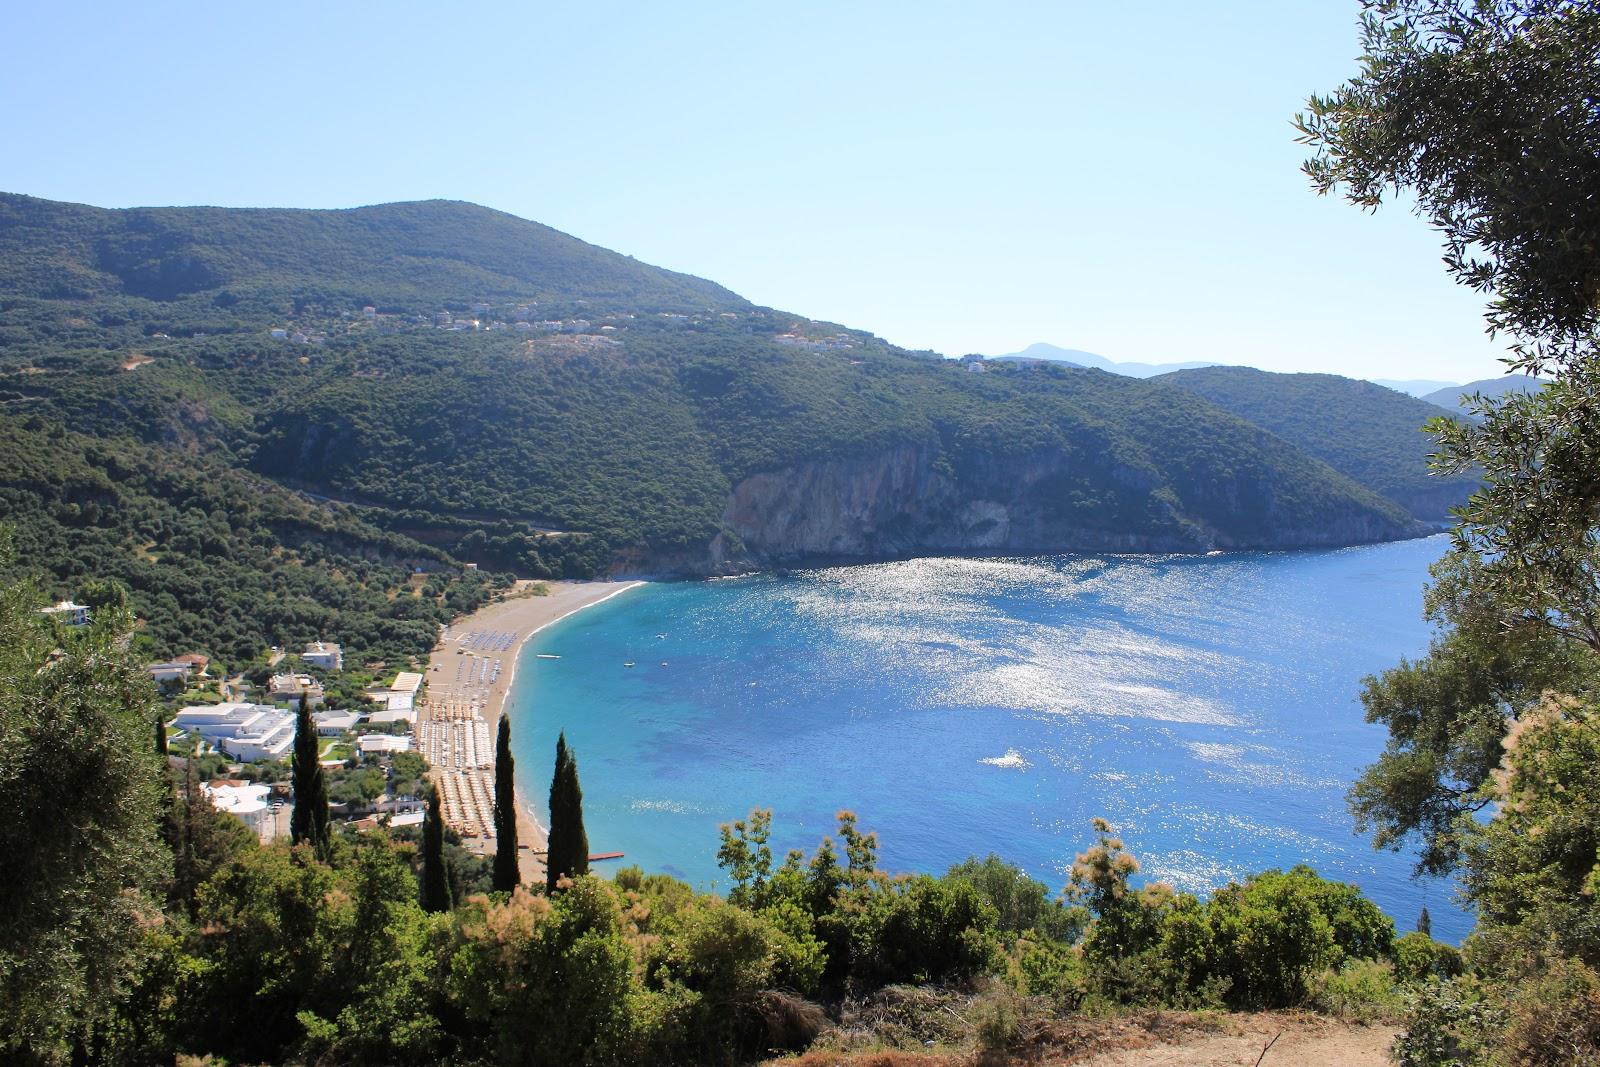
[511,535,1468,942]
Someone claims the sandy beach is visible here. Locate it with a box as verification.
[422,579,645,883]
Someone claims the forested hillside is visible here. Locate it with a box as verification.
[0,412,497,664]
[0,193,1428,587]
[1157,365,1478,521]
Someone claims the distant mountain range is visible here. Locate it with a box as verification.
[1371,378,1459,397]
[1421,375,1546,413]
[988,343,1220,378]
[993,348,1545,420]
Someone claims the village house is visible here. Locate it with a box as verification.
[312,709,362,735]
[302,641,342,671]
[265,672,325,711]
[148,652,211,688]
[39,600,90,626]
[204,780,275,841]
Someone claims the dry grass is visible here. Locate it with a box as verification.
[759,985,1392,1067]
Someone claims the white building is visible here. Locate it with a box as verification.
[303,641,342,671]
[148,660,196,686]
[357,734,413,755]
[204,781,275,841]
[367,671,422,713]
[312,710,362,735]
[39,600,90,626]
[367,708,416,727]
[170,702,297,762]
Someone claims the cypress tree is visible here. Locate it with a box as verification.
[1418,906,1432,937]
[422,781,452,913]
[546,731,589,892]
[492,714,519,891]
[289,701,330,856]
[154,713,168,758]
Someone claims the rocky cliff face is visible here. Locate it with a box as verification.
[675,442,1425,575]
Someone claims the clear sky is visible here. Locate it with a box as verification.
[2,1,1511,382]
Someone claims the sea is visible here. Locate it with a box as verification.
[510,534,1469,942]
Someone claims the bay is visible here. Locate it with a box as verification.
[510,534,1467,942]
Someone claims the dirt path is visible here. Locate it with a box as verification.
[1061,1014,1395,1067]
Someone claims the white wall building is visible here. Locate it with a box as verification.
[312,710,362,735]
[303,641,342,671]
[357,734,413,755]
[204,781,275,841]
[39,600,90,626]
[171,702,296,762]
[148,661,195,685]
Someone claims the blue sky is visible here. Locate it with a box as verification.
[3,1,1509,381]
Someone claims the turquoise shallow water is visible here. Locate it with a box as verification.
[511,535,1467,942]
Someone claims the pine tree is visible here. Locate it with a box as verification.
[546,731,589,892]
[289,701,330,856]
[1418,906,1432,937]
[422,781,452,913]
[491,715,519,892]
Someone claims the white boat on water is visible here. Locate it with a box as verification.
[536,653,561,660]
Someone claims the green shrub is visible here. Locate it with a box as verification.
[847,875,999,987]
[1015,939,1085,1007]
[1310,959,1403,1023]
[1393,976,1501,1067]
[1394,931,1463,985]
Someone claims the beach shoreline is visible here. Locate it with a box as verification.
[423,579,645,883]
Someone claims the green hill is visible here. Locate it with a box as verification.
[0,194,1425,604]
[0,193,744,312]
[1156,366,1479,522]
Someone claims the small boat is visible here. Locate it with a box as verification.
[656,633,667,639]
[536,653,561,660]
[624,661,635,668]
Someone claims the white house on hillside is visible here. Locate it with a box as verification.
[170,703,296,762]
[303,641,343,671]
[39,600,90,626]
[204,781,275,841]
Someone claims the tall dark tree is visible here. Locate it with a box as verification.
[491,715,519,892]
[1417,906,1432,937]
[154,713,168,758]
[164,757,253,920]
[546,731,589,892]
[422,781,452,913]
[290,701,330,855]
